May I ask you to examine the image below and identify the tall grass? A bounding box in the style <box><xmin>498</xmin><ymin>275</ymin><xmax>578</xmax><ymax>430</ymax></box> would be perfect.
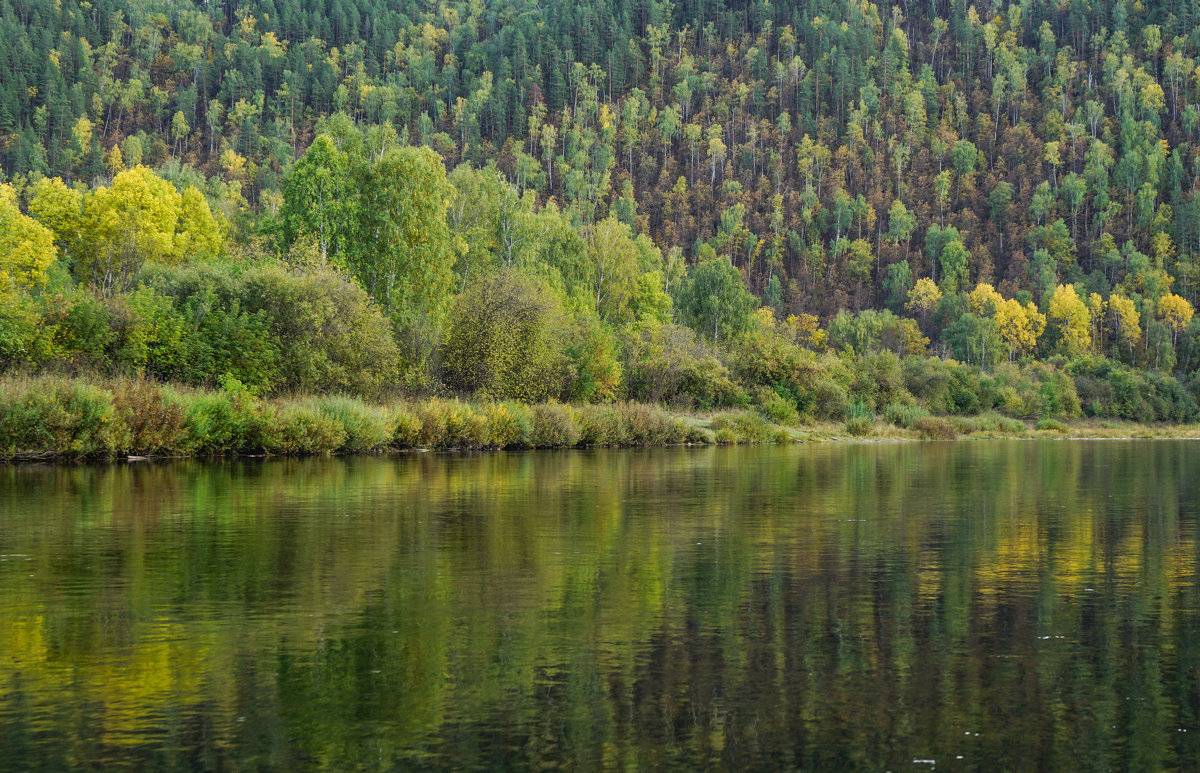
<box><xmin>0</xmin><ymin>376</ymin><xmax>798</xmax><ymax>460</ymax></box>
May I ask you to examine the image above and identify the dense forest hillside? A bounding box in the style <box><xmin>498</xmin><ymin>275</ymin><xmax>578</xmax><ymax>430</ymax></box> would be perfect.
<box><xmin>3</xmin><ymin>0</ymin><xmax>1200</xmax><ymax>432</ymax></box>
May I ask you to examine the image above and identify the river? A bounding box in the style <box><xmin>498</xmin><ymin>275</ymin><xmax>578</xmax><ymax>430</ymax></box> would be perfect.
<box><xmin>1</xmin><ymin>441</ymin><xmax>1197</xmax><ymax>770</ymax></box>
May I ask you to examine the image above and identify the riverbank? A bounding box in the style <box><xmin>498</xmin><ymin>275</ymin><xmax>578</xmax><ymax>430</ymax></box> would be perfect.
<box><xmin>2</xmin><ymin>375</ymin><xmax>1198</xmax><ymax>462</ymax></box>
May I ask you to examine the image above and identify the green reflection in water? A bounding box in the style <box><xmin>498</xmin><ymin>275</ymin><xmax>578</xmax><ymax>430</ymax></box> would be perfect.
<box><xmin>0</xmin><ymin>441</ymin><xmax>1198</xmax><ymax>771</ymax></box>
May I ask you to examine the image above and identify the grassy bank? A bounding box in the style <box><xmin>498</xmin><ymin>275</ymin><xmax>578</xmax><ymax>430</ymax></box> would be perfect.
<box><xmin>0</xmin><ymin>375</ymin><xmax>796</xmax><ymax>461</ymax></box>
<box><xmin>3</xmin><ymin>375</ymin><xmax>1197</xmax><ymax>462</ymax></box>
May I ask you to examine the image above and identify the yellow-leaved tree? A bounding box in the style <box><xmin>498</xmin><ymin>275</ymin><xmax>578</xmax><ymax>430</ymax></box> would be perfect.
<box><xmin>81</xmin><ymin>166</ymin><xmax>183</xmax><ymax>290</ymax></box>
<box><xmin>29</xmin><ymin>167</ymin><xmax>223</xmax><ymax>292</ymax></box>
<box><xmin>28</xmin><ymin>177</ymin><xmax>84</xmax><ymax>255</ymax></box>
<box><xmin>784</xmin><ymin>313</ymin><xmax>827</xmax><ymax>352</ymax></box>
<box><xmin>966</xmin><ymin>282</ymin><xmax>1003</xmax><ymax>317</ymax></box>
<box><xmin>994</xmin><ymin>298</ymin><xmax>1046</xmax><ymax>358</ymax></box>
<box><xmin>1047</xmin><ymin>284</ymin><xmax>1091</xmax><ymax>354</ymax></box>
<box><xmin>174</xmin><ymin>187</ymin><xmax>224</xmax><ymax>260</ymax></box>
<box><xmin>966</xmin><ymin>282</ymin><xmax>1045</xmax><ymax>359</ymax></box>
<box><xmin>1157</xmin><ymin>293</ymin><xmax>1194</xmax><ymax>348</ymax></box>
<box><xmin>1107</xmin><ymin>293</ymin><xmax>1142</xmax><ymax>363</ymax></box>
<box><xmin>906</xmin><ymin>277</ymin><xmax>942</xmax><ymax>315</ymax></box>
<box><xmin>0</xmin><ymin>184</ymin><xmax>58</xmax><ymax>290</ymax></box>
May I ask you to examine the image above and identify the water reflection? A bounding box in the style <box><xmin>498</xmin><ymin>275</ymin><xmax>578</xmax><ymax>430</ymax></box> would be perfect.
<box><xmin>0</xmin><ymin>442</ymin><xmax>1197</xmax><ymax>770</ymax></box>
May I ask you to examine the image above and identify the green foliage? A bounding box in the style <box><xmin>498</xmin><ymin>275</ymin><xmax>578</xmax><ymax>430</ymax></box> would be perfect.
<box><xmin>308</xmin><ymin>396</ymin><xmax>392</xmax><ymax>452</ymax></box>
<box><xmin>390</xmin><ymin>406</ymin><xmax>425</xmax><ymax>449</ymax></box>
<box><xmin>709</xmin><ymin>411</ymin><xmax>775</xmax><ymax>444</ymax></box>
<box><xmin>1036</xmin><ymin>418</ymin><xmax>1069</xmax><ymax>432</ymax></box>
<box><xmin>0</xmin><ymin>376</ymin><xmax>121</xmax><ymax>458</ymax></box>
<box><xmin>440</xmin><ymin>269</ymin><xmax>568</xmax><ymax>402</ymax></box>
<box><xmin>133</xmin><ymin>263</ymin><xmax>399</xmax><ymax>396</ymax></box>
<box><xmin>270</xmin><ymin>401</ymin><xmax>349</xmax><ymax>455</ymax></box>
<box><xmin>1068</xmin><ymin>356</ymin><xmax>1198</xmax><ymax>422</ymax></box>
<box><xmin>562</xmin><ymin>312</ymin><xmax>622</xmax><ymax>403</ymax></box>
<box><xmin>237</xmin><ymin>265</ymin><xmax>401</xmax><ymax>396</ymax></box>
<box><xmin>845</xmin><ymin>416</ymin><xmax>874</xmax><ymax>436</ymax></box>
<box><xmin>2</xmin><ymin>0</ymin><xmax>1200</xmax><ymax>437</ymax></box>
<box><xmin>483</xmin><ymin>402</ymin><xmax>534</xmax><ymax>448</ymax></box>
<box><xmin>884</xmin><ymin>404</ymin><xmax>929</xmax><ymax>429</ymax></box>
<box><xmin>752</xmin><ymin>386</ymin><xmax>801</xmax><ymax>426</ymax></box>
<box><xmin>574</xmin><ymin>405</ymin><xmax>631</xmax><ymax>447</ymax></box>
<box><xmin>624</xmin><ymin>323</ymin><xmax>745</xmax><ymax>408</ymax></box>
<box><xmin>415</xmin><ymin>399</ymin><xmax>489</xmax><ymax>449</ymax></box>
<box><xmin>178</xmin><ymin>390</ymin><xmax>269</xmax><ymax>455</ymax></box>
<box><xmin>675</xmin><ymin>256</ymin><xmax>757</xmax><ymax>343</ymax></box>
<box><xmin>844</xmin><ymin>399</ymin><xmax>875</xmax><ymax>436</ymax></box>
<box><xmin>619</xmin><ymin>403</ymin><xmax>687</xmax><ymax>446</ymax></box>
<box><xmin>282</xmin><ymin>134</ymin><xmax>457</xmax><ymax>332</ymax></box>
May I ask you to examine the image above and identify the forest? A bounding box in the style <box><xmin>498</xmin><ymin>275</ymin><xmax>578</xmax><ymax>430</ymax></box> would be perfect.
<box><xmin>3</xmin><ymin>0</ymin><xmax>1200</xmax><ymax>453</ymax></box>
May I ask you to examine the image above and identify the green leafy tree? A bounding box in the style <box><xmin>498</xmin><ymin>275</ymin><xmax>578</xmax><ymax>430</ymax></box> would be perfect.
<box><xmin>676</xmin><ymin>256</ymin><xmax>757</xmax><ymax>342</ymax></box>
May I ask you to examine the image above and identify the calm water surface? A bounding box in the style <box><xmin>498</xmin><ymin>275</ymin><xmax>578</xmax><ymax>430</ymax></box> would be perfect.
<box><xmin>1</xmin><ymin>441</ymin><xmax>1198</xmax><ymax>771</ymax></box>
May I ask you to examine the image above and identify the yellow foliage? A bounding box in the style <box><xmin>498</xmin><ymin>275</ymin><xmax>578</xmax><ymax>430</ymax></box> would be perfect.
<box><xmin>898</xmin><ymin>317</ymin><xmax>930</xmax><ymax>355</ymax></box>
<box><xmin>784</xmin><ymin>312</ymin><xmax>827</xmax><ymax>352</ymax></box>
<box><xmin>1108</xmin><ymin>293</ymin><xmax>1142</xmax><ymax>358</ymax></box>
<box><xmin>1157</xmin><ymin>293</ymin><xmax>1194</xmax><ymax>334</ymax></box>
<box><xmin>105</xmin><ymin>144</ymin><xmax>125</xmax><ymax>175</ymax></box>
<box><xmin>28</xmin><ymin>177</ymin><xmax>84</xmax><ymax>252</ymax></box>
<box><xmin>85</xmin><ymin>166</ymin><xmax>182</xmax><ymax>264</ymax></box>
<box><xmin>967</xmin><ymin>282</ymin><xmax>1003</xmax><ymax>316</ymax></box>
<box><xmin>0</xmin><ymin>184</ymin><xmax>58</xmax><ymax>289</ymax></box>
<box><xmin>27</xmin><ymin>168</ymin><xmax>226</xmax><ymax>290</ymax></box>
<box><xmin>905</xmin><ymin>277</ymin><xmax>942</xmax><ymax>313</ymax></box>
<box><xmin>1048</xmin><ymin>284</ymin><xmax>1091</xmax><ymax>353</ymax></box>
<box><xmin>71</xmin><ymin>115</ymin><xmax>92</xmax><ymax>148</ymax></box>
<box><xmin>994</xmin><ymin>298</ymin><xmax>1046</xmax><ymax>357</ymax></box>
<box><xmin>175</xmin><ymin>187</ymin><xmax>224</xmax><ymax>260</ymax></box>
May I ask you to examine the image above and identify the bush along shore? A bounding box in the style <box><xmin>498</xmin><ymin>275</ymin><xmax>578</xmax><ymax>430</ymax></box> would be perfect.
<box><xmin>4</xmin><ymin>375</ymin><xmax>1199</xmax><ymax>463</ymax></box>
<box><xmin>0</xmin><ymin>375</ymin><xmax>793</xmax><ymax>461</ymax></box>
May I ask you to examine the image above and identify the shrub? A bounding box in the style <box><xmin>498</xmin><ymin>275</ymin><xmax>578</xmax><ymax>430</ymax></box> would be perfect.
<box><xmin>624</xmin><ymin>323</ymin><xmax>744</xmax><ymax>408</ymax></box>
<box><xmin>811</xmin><ymin>379</ymin><xmax>849</xmax><ymax>420</ymax></box>
<box><xmin>239</xmin><ymin>265</ymin><xmax>401</xmax><ymax>397</ymax></box>
<box><xmin>845</xmin><ymin>416</ymin><xmax>874</xmax><ymax>436</ymax></box>
<box><xmin>108</xmin><ymin>377</ymin><xmax>187</xmax><ymax>454</ymax></box>
<box><xmin>574</xmin><ymin>404</ymin><xmax>630</xmax><ymax>446</ymax></box>
<box><xmin>530</xmin><ymin>403</ymin><xmax>581</xmax><ymax>448</ymax></box>
<box><xmin>621</xmin><ymin>403</ymin><xmax>686</xmax><ymax>445</ymax></box>
<box><xmin>140</xmin><ymin>263</ymin><xmax>401</xmax><ymax>397</ymax></box>
<box><xmin>0</xmin><ymin>377</ymin><xmax>122</xmax><ymax>458</ymax></box>
<box><xmin>484</xmin><ymin>402</ymin><xmax>533</xmax><ymax>448</ymax></box>
<box><xmin>752</xmin><ymin>386</ymin><xmax>800</xmax><ymax>425</ymax></box>
<box><xmin>440</xmin><ymin>270</ymin><xmax>568</xmax><ymax>402</ymax></box>
<box><xmin>270</xmin><ymin>401</ymin><xmax>348</xmax><ymax>454</ymax></box>
<box><xmin>1036</xmin><ymin>417</ymin><xmax>1069</xmax><ymax>432</ymax></box>
<box><xmin>902</xmin><ymin>356</ymin><xmax>953</xmax><ymax>411</ymax></box>
<box><xmin>313</xmin><ymin>396</ymin><xmax>392</xmax><ymax>451</ymax></box>
<box><xmin>709</xmin><ymin>411</ymin><xmax>774</xmax><ymax>443</ymax></box>
<box><xmin>913</xmin><ymin>416</ymin><xmax>957</xmax><ymax>440</ymax></box>
<box><xmin>178</xmin><ymin>390</ymin><xmax>266</xmax><ymax>454</ymax></box>
<box><xmin>970</xmin><ymin>412</ymin><xmax>1026</xmax><ymax>434</ymax></box>
<box><xmin>563</xmin><ymin>313</ymin><xmax>622</xmax><ymax>403</ymax></box>
<box><xmin>390</xmin><ymin>405</ymin><xmax>424</xmax><ymax>448</ymax></box>
<box><xmin>846</xmin><ymin>400</ymin><xmax>874</xmax><ymax>422</ymax></box>
<box><xmin>884</xmin><ymin>403</ymin><xmax>929</xmax><ymax>429</ymax></box>
<box><xmin>714</xmin><ymin>427</ymin><xmax>739</xmax><ymax>444</ymax></box>
<box><xmin>417</xmin><ymin>399</ymin><xmax>487</xmax><ymax>448</ymax></box>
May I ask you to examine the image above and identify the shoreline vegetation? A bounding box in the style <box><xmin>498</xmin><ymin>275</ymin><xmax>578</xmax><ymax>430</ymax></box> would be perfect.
<box><xmin>4</xmin><ymin>3</ymin><xmax>1200</xmax><ymax>461</ymax></box>
<box><xmin>2</xmin><ymin>375</ymin><xmax>1196</xmax><ymax>463</ymax></box>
